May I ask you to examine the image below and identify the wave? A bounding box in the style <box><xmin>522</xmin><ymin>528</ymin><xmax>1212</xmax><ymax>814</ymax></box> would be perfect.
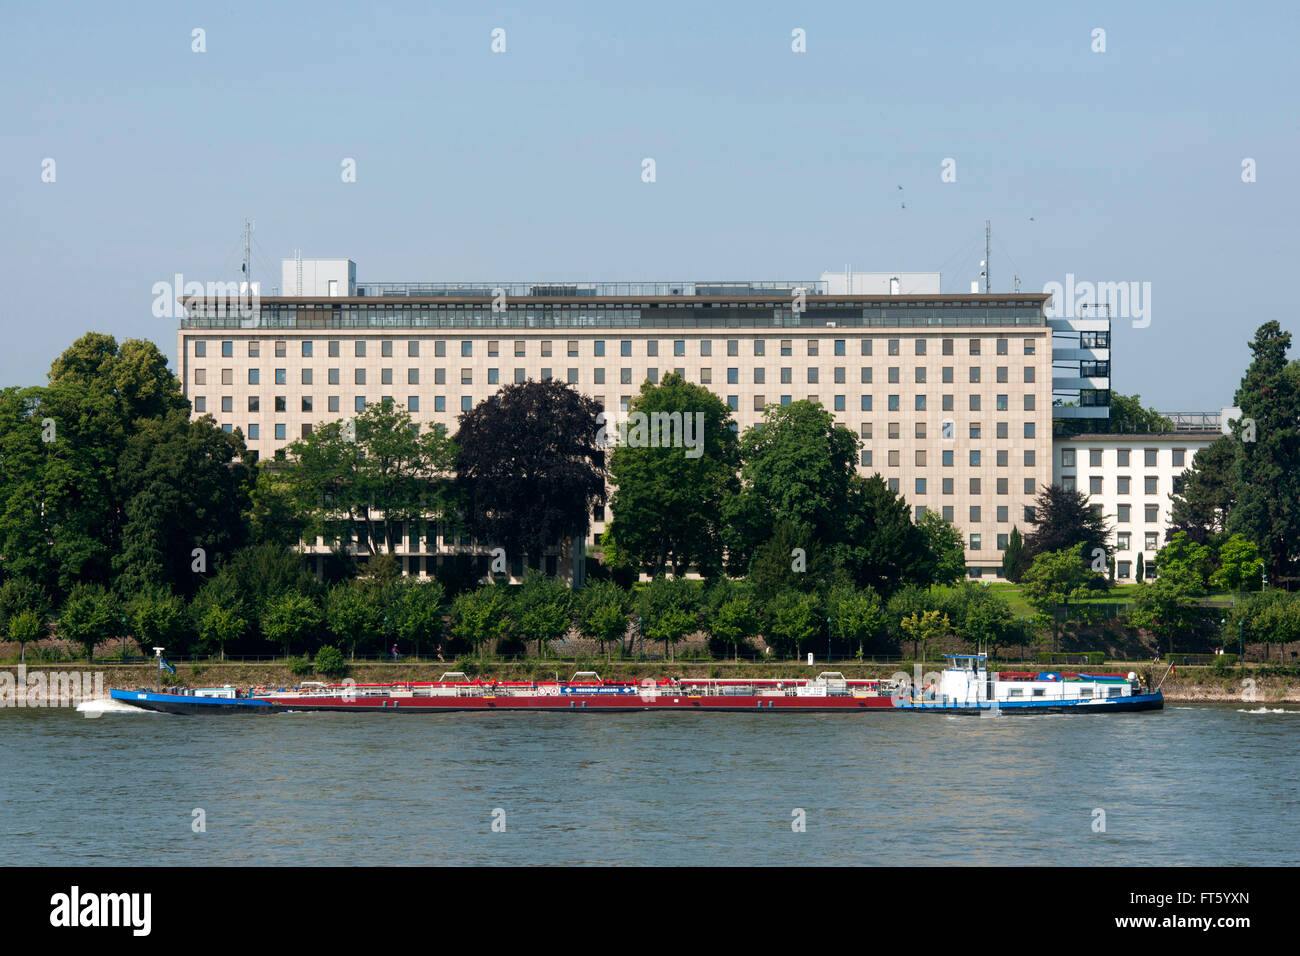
<box><xmin>75</xmin><ymin>698</ymin><xmax>159</xmax><ymax>717</ymax></box>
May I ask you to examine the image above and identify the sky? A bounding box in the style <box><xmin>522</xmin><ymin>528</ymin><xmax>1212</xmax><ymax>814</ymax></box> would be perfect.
<box><xmin>2</xmin><ymin>0</ymin><xmax>1297</xmax><ymax>410</ymax></box>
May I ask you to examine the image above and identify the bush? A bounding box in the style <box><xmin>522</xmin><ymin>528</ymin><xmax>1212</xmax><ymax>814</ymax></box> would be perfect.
<box><xmin>314</xmin><ymin>645</ymin><xmax>347</xmax><ymax>679</ymax></box>
<box><xmin>287</xmin><ymin>655</ymin><xmax>314</xmax><ymax>677</ymax></box>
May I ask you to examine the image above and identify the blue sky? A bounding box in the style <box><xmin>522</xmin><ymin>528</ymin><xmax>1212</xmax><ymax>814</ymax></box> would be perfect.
<box><xmin>3</xmin><ymin>0</ymin><xmax>1296</xmax><ymax>409</ymax></box>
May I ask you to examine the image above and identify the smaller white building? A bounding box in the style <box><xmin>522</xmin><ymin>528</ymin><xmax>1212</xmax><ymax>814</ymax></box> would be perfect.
<box><xmin>1051</xmin><ymin>431</ymin><xmax>1220</xmax><ymax>579</ymax></box>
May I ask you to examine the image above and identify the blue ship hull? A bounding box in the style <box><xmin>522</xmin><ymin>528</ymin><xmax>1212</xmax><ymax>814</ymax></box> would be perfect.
<box><xmin>110</xmin><ymin>689</ymin><xmax>278</xmax><ymax>715</ymax></box>
<box><xmin>895</xmin><ymin>691</ymin><xmax>1163</xmax><ymax>714</ymax></box>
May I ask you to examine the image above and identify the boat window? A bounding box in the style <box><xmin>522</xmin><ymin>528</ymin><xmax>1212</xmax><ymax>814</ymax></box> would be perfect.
<box><xmin>1031</xmin><ymin>687</ymin><xmax>1046</xmax><ymax>697</ymax></box>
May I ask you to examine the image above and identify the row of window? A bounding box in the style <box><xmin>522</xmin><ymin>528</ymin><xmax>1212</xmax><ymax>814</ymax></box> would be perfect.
<box><xmin>1061</xmin><ymin>447</ymin><xmax>1188</xmax><ymax>468</ymax></box>
<box><xmin>194</xmin><ymin>336</ymin><xmax>1043</xmax><ymax>360</ymax></box>
<box><xmin>1062</xmin><ymin>475</ymin><xmax>1185</xmax><ymax>495</ymax></box>
<box><xmin>191</xmin><ymin>364</ymin><xmax>1040</xmax><ymax>390</ymax></box>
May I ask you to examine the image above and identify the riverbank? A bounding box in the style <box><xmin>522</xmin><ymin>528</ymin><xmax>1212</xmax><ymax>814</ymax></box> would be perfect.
<box><xmin>4</xmin><ymin>660</ymin><xmax>1298</xmax><ymax>703</ymax></box>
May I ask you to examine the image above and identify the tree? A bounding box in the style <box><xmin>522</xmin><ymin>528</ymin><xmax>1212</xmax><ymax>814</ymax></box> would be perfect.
<box><xmin>1001</xmin><ymin>526</ymin><xmax>1031</xmax><ymax>582</ymax></box>
<box><xmin>1128</xmin><ymin>574</ymin><xmax>1204</xmax><ymax>656</ymax></box>
<box><xmin>8</xmin><ymin>611</ymin><xmax>42</xmax><ymax>663</ymax></box>
<box><xmin>605</xmin><ymin>374</ymin><xmax>740</xmax><ymax>577</ymax></box>
<box><xmin>722</xmin><ymin>400</ymin><xmax>859</xmax><ymax>573</ymax></box>
<box><xmin>1153</xmin><ymin>532</ymin><xmax>1212</xmax><ymax>594</ymax></box>
<box><xmin>899</xmin><ymin>609</ymin><xmax>950</xmax><ymax>663</ymax></box>
<box><xmin>284</xmin><ymin>400</ymin><xmax>457</xmax><ymax>560</ymax></box>
<box><xmin>1168</xmin><ymin>437</ymin><xmax>1238</xmax><ymax>543</ymax></box>
<box><xmin>635</xmin><ymin>575</ymin><xmax>702</xmax><ymax>661</ymax></box>
<box><xmin>837</xmin><ymin>474</ymin><xmax>931</xmax><ymax>596</ymax></box>
<box><xmin>450</xmin><ymin>585</ymin><xmax>511</xmax><ymax>659</ymax></box>
<box><xmin>126</xmin><ymin>588</ymin><xmax>188</xmax><ymax>657</ymax></box>
<box><xmin>708</xmin><ymin>592</ymin><xmax>762</xmax><ymax>661</ymax></box>
<box><xmin>391</xmin><ymin>579</ymin><xmax>446</xmax><ymax>657</ymax></box>
<box><xmin>1136</xmin><ymin>552</ymin><xmax>1146</xmax><ymax>582</ymax></box>
<box><xmin>745</xmin><ymin>519</ymin><xmax>837</xmax><ymax>600</ymax></box>
<box><xmin>455</xmin><ymin>380</ymin><xmax>605</xmax><ymax>566</ymax></box>
<box><xmin>197</xmin><ymin>604</ymin><xmax>247</xmax><ymax>661</ymax></box>
<box><xmin>58</xmin><ymin>584</ymin><xmax>122</xmax><ymax>660</ymax></box>
<box><xmin>114</xmin><ymin>410</ymin><xmax>253</xmax><ymax>598</ymax></box>
<box><xmin>1227</xmin><ymin>322</ymin><xmax>1300</xmax><ymax>585</ymax></box>
<box><xmin>324</xmin><ymin>583</ymin><xmax>384</xmax><ymax>659</ymax></box>
<box><xmin>917</xmin><ymin>512</ymin><xmax>966</xmax><ymax>587</ymax></box>
<box><xmin>1019</xmin><ymin>545</ymin><xmax>1099</xmax><ymax>650</ymax></box>
<box><xmin>0</xmin><ymin>577</ymin><xmax>51</xmax><ymax>640</ymax></box>
<box><xmin>511</xmin><ymin>572</ymin><xmax>573</xmax><ymax>657</ymax></box>
<box><xmin>1025</xmin><ymin>484</ymin><xmax>1112</xmax><ymax>569</ymax></box>
<box><xmin>763</xmin><ymin>589</ymin><xmax>821</xmax><ymax>659</ymax></box>
<box><xmin>261</xmin><ymin>591</ymin><xmax>323</xmax><ymax>656</ymax></box>
<box><xmin>826</xmin><ymin>585</ymin><xmax>885</xmax><ymax>659</ymax></box>
<box><xmin>575</xmin><ymin>579</ymin><xmax>631</xmax><ymax>660</ymax></box>
<box><xmin>1210</xmin><ymin>534</ymin><xmax>1264</xmax><ymax>595</ymax></box>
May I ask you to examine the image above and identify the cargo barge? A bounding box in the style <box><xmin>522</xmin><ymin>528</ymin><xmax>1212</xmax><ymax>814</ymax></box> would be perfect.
<box><xmin>105</xmin><ymin>655</ymin><xmax>1162</xmax><ymax>715</ymax></box>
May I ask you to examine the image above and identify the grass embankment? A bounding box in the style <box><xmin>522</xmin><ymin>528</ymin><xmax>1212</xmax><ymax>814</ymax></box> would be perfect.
<box><xmin>8</xmin><ymin>659</ymin><xmax>1299</xmax><ymax>702</ymax></box>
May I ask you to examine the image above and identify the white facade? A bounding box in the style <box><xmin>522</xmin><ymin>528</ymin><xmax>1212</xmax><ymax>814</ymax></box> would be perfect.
<box><xmin>1051</xmin><ymin>432</ymin><xmax>1219</xmax><ymax>579</ymax></box>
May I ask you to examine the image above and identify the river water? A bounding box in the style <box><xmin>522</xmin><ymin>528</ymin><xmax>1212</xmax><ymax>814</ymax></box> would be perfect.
<box><xmin>1</xmin><ymin>704</ymin><xmax>1295</xmax><ymax>865</ymax></box>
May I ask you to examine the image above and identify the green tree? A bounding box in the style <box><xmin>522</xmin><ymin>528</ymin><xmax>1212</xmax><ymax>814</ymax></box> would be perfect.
<box><xmin>8</xmin><ymin>610</ymin><xmax>43</xmax><ymax>662</ymax></box>
<box><xmin>1128</xmin><ymin>573</ymin><xmax>1204</xmax><ymax>657</ymax></box>
<box><xmin>1168</xmin><ymin>437</ymin><xmax>1238</xmax><ymax>543</ymax></box>
<box><xmin>605</xmin><ymin>373</ymin><xmax>739</xmax><ymax>577</ymax></box>
<box><xmin>0</xmin><ymin>577</ymin><xmax>51</xmax><ymax>639</ymax></box>
<box><xmin>826</xmin><ymin>584</ymin><xmax>885</xmax><ymax>659</ymax></box>
<box><xmin>58</xmin><ymin>584</ymin><xmax>122</xmax><ymax>660</ymax></box>
<box><xmin>391</xmin><ymin>579</ymin><xmax>446</xmax><ymax>657</ymax></box>
<box><xmin>1210</xmin><ymin>534</ymin><xmax>1264</xmax><ymax>594</ymax></box>
<box><xmin>918</xmin><ymin>512</ymin><xmax>966</xmax><ymax>587</ymax></box>
<box><xmin>126</xmin><ymin>588</ymin><xmax>188</xmax><ymax>657</ymax></box>
<box><xmin>197</xmin><ymin>604</ymin><xmax>247</xmax><ymax>661</ymax></box>
<box><xmin>575</xmin><ymin>579</ymin><xmax>631</xmax><ymax>660</ymax></box>
<box><xmin>763</xmin><ymin>589</ymin><xmax>821</xmax><ymax>659</ymax></box>
<box><xmin>1153</xmin><ymin>532</ymin><xmax>1212</xmax><ymax>594</ymax></box>
<box><xmin>455</xmin><ymin>380</ymin><xmax>605</xmax><ymax>565</ymax></box>
<box><xmin>899</xmin><ymin>609</ymin><xmax>950</xmax><ymax>663</ymax></box>
<box><xmin>314</xmin><ymin>644</ymin><xmax>348</xmax><ymax>679</ymax></box>
<box><xmin>284</xmin><ymin>400</ymin><xmax>456</xmax><ymax>560</ymax></box>
<box><xmin>708</xmin><ymin>593</ymin><xmax>762</xmax><ymax>661</ymax></box>
<box><xmin>1001</xmin><ymin>526</ymin><xmax>1031</xmax><ymax>583</ymax></box>
<box><xmin>1019</xmin><ymin>545</ymin><xmax>1098</xmax><ymax>650</ymax></box>
<box><xmin>261</xmin><ymin>591</ymin><xmax>324</xmax><ymax>656</ymax></box>
<box><xmin>325</xmin><ymin>582</ymin><xmax>384</xmax><ymax>659</ymax></box>
<box><xmin>511</xmin><ymin>572</ymin><xmax>573</xmax><ymax>657</ymax></box>
<box><xmin>635</xmin><ymin>575</ymin><xmax>702</xmax><ymax>661</ymax></box>
<box><xmin>1227</xmin><ymin>322</ymin><xmax>1300</xmax><ymax>584</ymax></box>
<box><xmin>450</xmin><ymin>584</ymin><xmax>511</xmax><ymax>659</ymax></box>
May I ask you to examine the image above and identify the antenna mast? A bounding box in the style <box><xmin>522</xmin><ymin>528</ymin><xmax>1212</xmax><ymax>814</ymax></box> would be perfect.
<box><xmin>984</xmin><ymin>219</ymin><xmax>991</xmax><ymax>293</ymax></box>
<box><xmin>242</xmin><ymin>219</ymin><xmax>254</xmax><ymax>291</ymax></box>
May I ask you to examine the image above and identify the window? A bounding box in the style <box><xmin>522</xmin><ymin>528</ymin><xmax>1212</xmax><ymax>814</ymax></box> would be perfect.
<box><xmin>970</xmin><ymin>423</ymin><xmax>982</xmax><ymax>439</ymax></box>
<box><xmin>916</xmin><ymin>422</ymin><xmax>927</xmax><ymax>439</ymax></box>
<box><xmin>888</xmin><ymin>422</ymin><xmax>901</xmax><ymax>440</ymax></box>
<box><xmin>860</xmin><ymin>395</ymin><xmax>872</xmax><ymax>411</ymax></box>
<box><xmin>567</xmin><ymin>368</ymin><xmax>578</xmax><ymax>384</ymax></box>
<box><xmin>970</xmin><ymin>478</ymin><xmax>981</xmax><ymax>494</ymax></box>
<box><xmin>461</xmin><ymin>341</ymin><xmax>472</xmax><ymax>357</ymax></box>
<box><xmin>1145</xmin><ymin>532</ymin><xmax>1159</xmax><ymax>551</ymax></box>
<box><xmin>1117</xmin><ymin>532</ymin><xmax>1131</xmax><ymax>550</ymax></box>
<box><xmin>1024</xmin><ymin>422</ymin><xmax>1035</xmax><ymax>438</ymax></box>
<box><xmin>754</xmin><ymin>395</ymin><xmax>767</xmax><ymax>411</ymax></box>
<box><xmin>355</xmin><ymin>341</ymin><xmax>366</xmax><ymax>358</ymax></box>
<box><xmin>1024</xmin><ymin>479</ymin><xmax>1035</xmax><ymax>495</ymax></box>
<box><xmin>996</xmin><ymin>422</ymin><xmax>1008</xmax><ymax>439</ymax></box>
<box><xmin>194</xmin><ymin>341</ymin><xmax>207</xmax><ymax>357</ymax></box>
<box><xmin>221</xmin><ymin>368</ymin><xmax>233</xmax><ymax>385</ymax></box>
<box><xmin>888</xmin><ymin>395</ymin><xmax>900</xmax><ymax>411</ymax></box>
<box><xmin>594</xmin><ymin>341</ymin><xmax>605</xmax><ymax>357</ymax></box>
<box><xmin>834</xmin><ymin>367</ymin><xmax>846</xmax><ymax>384</ymax></box>
<box><xmin>434</xmin><ymin>396</ymin><xmax>446</xmax><ymax>412</ymax></box>
<box><xmin>969</xmin><ymin>339</ymin><xmax>981</xmax><ymax>355</ymax></box>
<box><xmin>541</xmin><ymin>368</ymin><xmax>553</xmax><ymax>381</ymax></box>
<box><xmin>996</xmin><ymin>338</ymin><xmax>1008</xmax><ymax>355</ymax></box>
<box><xmin>888</xmin><ymin>367</ymin><xmax>900</xmax><ymax>383</ymax></box>
<box><xmin>221</xmin><ymin>396</ymin><xmax>233</xmax><ymax>413</ymax></box>
<box><xmin>354</xmin><ymin>369</ymin><xmax>366</xmax><ymax>385</ymax></box>
<box><xmin>969</xmin><ymin>367</ymin><xmax>981</xmax><ymax>383</ymax></box>
<box><xmin>699</xmin><ymin>368</ymin><xmax>711</xmax><ymax>384</ymax></box>
<box><xmin>408</xmin><ymin>340</ymin><xmax>420</xmax><ymax>358</ymax></box>
<box><xmin>1024</xmin><ymin>450</ymin><xmax>1036</xmax><ymax>467</ymax></box>
<box><xmin>807</xmin><ymin>340</ymin><xmax>818</xmax><ymax>356</ymax></box>
<box><xmin>1061</xmin><ymin>448</ymin><xmax>1076</xmax><ymax>468</ymax></box>
<box><xmin>997</xmin><ymin>450</ymin><xmax>1008</xmax><ymax>466</ymax></box>
<box><xmin>274</xmin><ymin>368</ymin><xmax>286</xmax><ymax>385</ymax></box>
<box><xmin>943</xmin><ymin>395</ymin><xmax>954</xmax><ymax>411</ymax></box>
<box><xmin>943</xmin><ymin>450</ymin><xmax>954</xmax><ymax>467</ymax></box>
<box><xmin>328</xmin><ymin>396</ymin><xmax>339</xmax><ymax>412</ymax></box>
<box><xmin>221</xmin><ymin>341</ymin><xmax>233</xmax><ymax>357</ymax></box>
<box><xmin>462</xmin><ymin>396</ymin><xmax>473</xmax><ymax>411</ymax></box>
<box><xmin>808</xmin><ymin>368</ymin><xmax>819</xmax><ymax>384</ymax></box>
<box><xmin>888</xmin><ymin>339</ymin><xmax>900</xmax><ymax>356</ymax></box>
<box><xmin>1118</xmin><ymin>561</ymin><xmax>1131</xmax><ymax>579</ymax></box>
<box><xmin>860</xmin><ymin>450</ymin><xmax>872</xmax><ymax>467</ymax></box>
<box><xmin>861</xmin><ymin>340</ymin><xmax>872</xmax><ymax>356</ymax></box>
<box><xmin>300</xmin><ymin>396</ymin><xmax>313</xmax><ymax>413</ymax></box>
<box><xmin>515</xmin><ymin>369</ymin><xmax>526</xmax><ymax>384</ymax></box>
<box><xmin>1145</xmin><ymin>504</ymin><xmax>1159</xmax><ymax>523</ymax></box>
<box><xmin>1145</xmin><ymin>448</ymin><xmax>1158</xmax><ymax>467</ymax></box>
<box><xmin>274</xmin><ymin>396</ymin><xmax>286</xmax><ymax>412</ymax></box>
<box><xmin>861</xmin><ymin>367</ymin><xmax>873</xmax><ymax>383</ymax></box>
<box><xmin>915</xmin><ymin>478</ymin><xmax>927</xmax><ymax>495</ymax></box>
<box><xmin>248</xmin><ymin>396</ymin><xmax>259</xmax><ymax>412</ymax></box>
<box><xmin>888</xmin><ymin>450</ymin><xmax>900</xmax><ymax>467</ymax></box>
<box><xmin>835</xmin><ymin>339</ymin><xmax>846</xmax><ymax>356</ymax></box>
<box><xmin>915</xmin><ymin>395</ymin><xmax>927</xmax><ymax>411</ymax></box>
<box><xmin>301</xmin><ymin>369</ymin><xmax>312</xmax><ymax>385</ymax></box>
<box><xmin>781</xmin><ymin>368</ymin><xmax>793</xmax><ymax>384</ymax></box>
<box><xmin>248</xmin><ymin>368</ymin><xmax>260</xmax><ymax>385</ymax></box>
<box><xmin>834</xmin><ymin>395</ymin><xmax>845</xmax><ymax>411</ymax></box>
<box><xmin>1145</xmin><ymin>476</ymin><xmax>1159</xmax><ymax>495</ymax></box>
<box><xmin>328</xmin><ymin>341</ymin><xmax>340</xmax><ymax>357</ymax></box>
<box><xmin>970</xmin><ymin>534</ymin><xmax>981</xmax><ymax>551</ymax></box>
<box><xmin>591</xmin><ymin>368</ymin><xmax>602</xmax><ymax>385</ymax></box>
<box><xmin>621</xmin><ymin>340</ymin><xmax>631</xmax><ymax>357</ymax></box>
<box><xmin>646</xmin><ymin>341</ymin><xmax>657</xmax><ymax>357</ymax></box>
<box><xmin>248</xmin><ymin>424</ymin><xmax>259</xmax><ymax>440</ymax></box>
<box><xmin>541</xmin><ymin>341</ymin><xmax>553</xmax><ymax>357</ymax></box>
<box><xmin>727</xmin><ymin>396</ymin><xmax>739</xmax><ymax>411</ymax></box>
<box><xmin>997</xmin><ymin>506</ymin><xmax>1008</xmax><ymax>523</ymax></box>
<box><xmin>1024</xmin><ymin>366</ymin><xmax>1035</xmax><ymax>383</ymax></box>
<box><xmin>1118</xmin><ymin>448</ymin><xmax>1131</xmax><ymax>467</ymax></box>
<box><xmin>1024</xmin><ymin>339</ymin><xmax>1036</xmax><ymax>355</ymax></box>
<box><xmin>969</xmin><ymin>395</ymin><xmax>980</xmax><ymax>411</ymax></box>
<box><xmin>1118</xmin><ymin>504</ymin><xmax>1131</xmax><ymax>523</ymax></box>
<box><xmin>780</xmin><ymin>340</ymin><xmax>791</xmax><ymax>356</ymax></box>
<box><xmin>1090</xmin><ymin>476</ymin><xmax>1103</xmax><ymax>494</ymax></box>
<box><xmin>996</xmin><ymin>394</ymin><xmax>1008</xmax><ymax>411</ymax></box>
<box><xmin>970</xmin><ymin>506</ymin><xmax>981</xmax><ymax>522</ymax></box>
<box><xmin>751</xmin><ymin>340</ymin><xmax>762</xmax><ymax>356</ymax></box>
<box><xmin>1173</xmin><ymin>449</ymin><xmax>1186</xmax><ymax>467</ymax></box>
<box><xmin>275</xmin><ymin>424</ymin><xmax>286</xmax><ymax>440</ymax></box>
<box><xmin>997</xmin><ymin>533</ymin><xmax>1009</xmax><ymax>550</ymax></box>
<box><xmin>996</xmin><ymin>366</ymin><xmax>1008</xmax><ymax>383</ymax></box>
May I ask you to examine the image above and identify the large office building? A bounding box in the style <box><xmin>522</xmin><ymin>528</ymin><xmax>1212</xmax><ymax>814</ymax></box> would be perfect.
<box><xmin>177</xmin><ymin>258</ymin><xmax>1113</xmax><ymax>577</ymax></box>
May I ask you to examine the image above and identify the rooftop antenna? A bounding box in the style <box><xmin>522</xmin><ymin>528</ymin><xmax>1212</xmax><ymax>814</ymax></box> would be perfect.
<box><xmin>977</xmin><ymin>219</ymin><xmax>987</xmax><ymax>291</ymax></box>
<box><xmin>295</xmin><ymin>248</ymin><xmax>303</xmax><ymax>296</ymax></box>
<box><xmin>241</xmin><ymin>220</ymin><xmax>251</xmax><ymax>289</ymax></box>
<box><xmin>1014</xmin><ymin>274</ymin><xmax>1021</xmax><ymax>293</ymax></box>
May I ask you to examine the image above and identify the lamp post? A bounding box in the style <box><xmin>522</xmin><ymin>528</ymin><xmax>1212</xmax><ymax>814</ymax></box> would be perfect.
<box><xmin>827</xmin><ymin>616</ymin><xmax>832</xmax><ymax>665</ymax></box>
<box><xmin>1239</xmin><ymin>620</ymin><xmax>1245</xmax><ymax>664</ymax></box>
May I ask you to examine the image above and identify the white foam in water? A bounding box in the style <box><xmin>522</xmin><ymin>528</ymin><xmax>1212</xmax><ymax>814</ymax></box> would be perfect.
<box><xmin>1236</xmin><ymin>707</ymin><xmax>1296</xmax><ymax>715</ymax></box>
<box><xmin>76</xmin><ymin>698</ymin><xmax>159</xmax><ymax>717</ymax></box>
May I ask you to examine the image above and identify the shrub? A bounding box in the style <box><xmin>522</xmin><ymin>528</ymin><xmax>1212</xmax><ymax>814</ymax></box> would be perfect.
<box><xmin>287</xmin><ymin>655</ymin><xmax>314</xmax><ymax>677</ymax></box>
<box><xmin>314</xmin><ymin>645</ymin><xmax>347</xmax><ymax>679</ymax></box>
